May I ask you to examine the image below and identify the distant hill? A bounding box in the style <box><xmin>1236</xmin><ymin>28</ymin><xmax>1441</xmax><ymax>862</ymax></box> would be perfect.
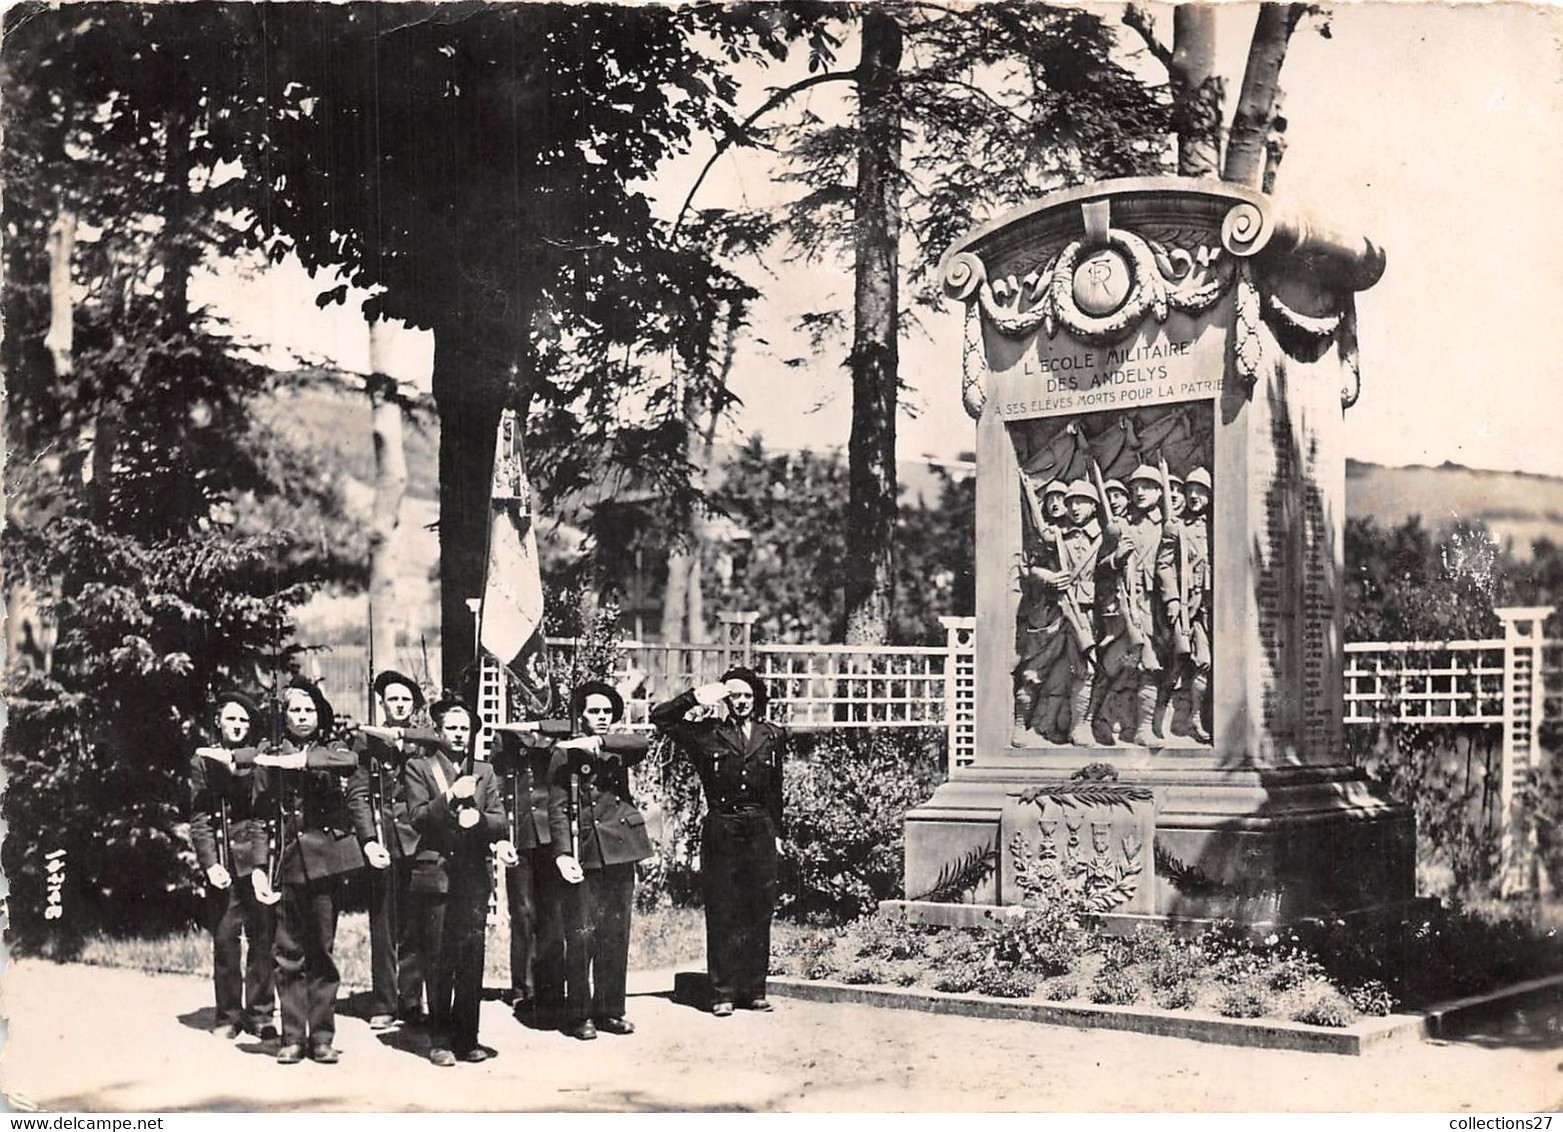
<box><xmin>1346</xmin><ymin>459</ymin><xmax>1563</xmax><ymax>557</ymax></box>
<box><xmin>262</xmin><ymin>386</ymin><xmax>1563</xmax><ymax>560</ymax></box>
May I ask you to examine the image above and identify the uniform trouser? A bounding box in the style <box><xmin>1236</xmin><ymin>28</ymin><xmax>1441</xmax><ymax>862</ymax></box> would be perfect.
<box><xmin>208</xmin><ymin>873</ymin><xmax>276</xmax><ymax>1030</ymax></box>
<box><xmin>368</xmin><ymin>857</ymin><xmax>420</xmax><ymax>1018</ymax></box>
<box><xmin>506</xmin><ymin>843</ymin><xmax>565</xmax><ymax>1011</ymax></box>
<box><xmin>411</xmin><ymin>869</ymin><xmax>490</xmax><ymax>1054</ymax></box>
<box><xmin>276</xmin><ymin>878</ymin><xmax>345</xmax><ymax>1048</ymax></box>
<box><xmin>701</xmin><ymin>810</ymin><xmax>778</xmax><ymax>1005</ymax></box>
<box><xmin>559</xmin><ymin>862</ymin><xmax>635</xmax><ymax>1024</ymax></box>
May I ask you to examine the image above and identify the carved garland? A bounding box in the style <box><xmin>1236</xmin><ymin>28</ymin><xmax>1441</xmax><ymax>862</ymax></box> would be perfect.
<box><xmin>948</xmin><ymin>200</ymin><xmax>1364</xmax><ymax>411</ymax></box>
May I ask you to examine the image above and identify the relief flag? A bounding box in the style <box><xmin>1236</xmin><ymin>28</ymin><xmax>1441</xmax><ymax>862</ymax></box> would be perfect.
<box><xmin>478</xmin><ymin>408</ymin><xmax>553</xmax><ymax>713</ymax></box>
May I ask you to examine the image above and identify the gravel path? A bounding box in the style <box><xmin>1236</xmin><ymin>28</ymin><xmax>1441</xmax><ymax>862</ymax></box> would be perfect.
<box><xmin>1</xmin><ymin>959</ymin><xmax>1557</xmax><ymax>1112</ymax></box>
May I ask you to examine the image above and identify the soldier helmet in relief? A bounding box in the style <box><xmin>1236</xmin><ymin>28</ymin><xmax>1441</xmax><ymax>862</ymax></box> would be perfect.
<box><xmin>1104</xmin><ymin>479</ymin><xmax>1128</xmax><ymax>497</ymax></box>
<box><xmin>1043</xmin><ymin>479</ymin><xmax>1068</xmax><ymax>498</ymax></box>
<box><xmin>1186</xmin><ymin>466</ymin><xmax>1213</xmax><ymax>491</ymax></box>
<box><xmin>1065</xmin><ymin>479</ymin><xmax>1096</xmax><ymax>504</ymax></box>
<box><xmin>1127</xmin><ymin>464</ymin><xmax>1161</xmax><ymax>486</ymax></box>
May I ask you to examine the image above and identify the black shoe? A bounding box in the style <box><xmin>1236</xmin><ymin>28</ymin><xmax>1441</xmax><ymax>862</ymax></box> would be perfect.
<box><xmin>276</xmin><ymin>1044</ymin><xmax>305</xmax><ymax>1065</ymax></box>
<box><xmin>429</xmin><ymin>1047</ymin><xmax>457</xmax><ymax>1068</ymax></box>
<box><xmin>567</xmin><ymin>1019</ymin><xmax>598</xmax><ymax>1041</ymax></box>
<box><xmin>595</xmin><ymin>1016</ymin><xmax>635</xmax><ymax>1035</ymax></box>
<box><xmin>212</xmin><ymin>1022</ymin><xmax>242</xmax><ymax>1040</ymax></box>
<box><xmin>368</xmin><ymin>1013</ymin><xmax>396</xmax><ymax>1031</ymax></box>
<box><xmin>461</xmin><ymin>1047</ymin><xmax>491</xmax><ymax>1063</ymax></box>
<box><xmin>246</xmin><ymin>1021</ymin><xmax>279</xmax><ymax>1042</ymax></box>
<box><xmin>309</xmin><ymin>1043</ymin><xmax>341</xmax><ymax>1064</ymax></box>
<box><xmin>738</xmin><ymin>998</ymin><xmax>774</xmax><ymax>1012</ymax></box>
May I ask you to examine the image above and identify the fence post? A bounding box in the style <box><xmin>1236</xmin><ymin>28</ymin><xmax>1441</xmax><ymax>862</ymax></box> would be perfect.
<box><xmin>716</xmin><ymin>610</ymin><xmax>758</xmax><ymax>676</ymax></box>
<box><xmin>938</xmin><ymin>616</ymin><xmax>977</xmax><ymax>775</ymax></box>
<box><xmin>1496</xmin><ymin>605</ymin><xmax>1553</xmax><ymax>894</ymax></box>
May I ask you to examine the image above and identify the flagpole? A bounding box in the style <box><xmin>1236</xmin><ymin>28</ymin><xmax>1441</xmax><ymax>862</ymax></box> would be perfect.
<box><xmin>474</xmin><ymin>408</ymin><xmax>508</xmax><ymax>673</ymax></box>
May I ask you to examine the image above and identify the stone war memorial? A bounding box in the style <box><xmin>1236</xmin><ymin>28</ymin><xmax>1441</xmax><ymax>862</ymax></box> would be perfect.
<box><xmin>900</xmin><ymin>176</ymin><xmax>1409</xmax><ymax>927</ymax></box>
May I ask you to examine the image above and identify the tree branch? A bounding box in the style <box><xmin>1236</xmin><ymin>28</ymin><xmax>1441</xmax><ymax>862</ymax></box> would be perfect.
<box><xmin>899</xmin><ymin>71</ymin><xmax>1033</xmax><ymax>129</ymax></box>
<box><xmin>1122</xmin><ymin>4</ymin><xmax>1174</xmax><ymax>70</ymax></box>
<box><xmin>672</xmin><ymin>68</ymin><xmax>861</xmax><ymax>241</ymax></box>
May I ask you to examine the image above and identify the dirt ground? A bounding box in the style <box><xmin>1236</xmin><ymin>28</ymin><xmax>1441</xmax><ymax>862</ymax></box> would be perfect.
<box><xmin>1</xmin><ymin>958</ymin><xmax>1558</xmax><ymax>1112</ymax></box>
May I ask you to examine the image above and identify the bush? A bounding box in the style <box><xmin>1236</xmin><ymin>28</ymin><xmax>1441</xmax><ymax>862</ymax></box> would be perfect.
<box><xmin>841</xmin><ymin>959</ymin><xmax>891</xmax><ymax>985</ymax></box>
<box><xmin>1344</xmin><ymin>980</ymin><xmax>1397</xmax><ymax>1017</ymax></box>
<box><xmin>1153</xmin><ymin>982</ymin><xmax>1196</xmax><ymax>1010</ymax></box>
<box><xmin>1089</xmin><ymin>967</ymin><xmax>1140</xmax><ymax>1006</ymax></box>
<box><xmin>777</xmin><ymin>728</ymin><xmax>946</xmax><ymax>924</ymax></box>
<box><xmin>853</xmin><ymin>914</ymin><xmax>930</xmax><ymax>961</ymax></box>
<box><xmin>1043</xmin><ymin>979</ymin><xmax>1078</xmax><ymax>1002</ymax></box>
<box><xmin>1217</xmin><ymin>986</ymin><xmax>1268</xmax><ymax>1018</ymax></box>
<box><xmin>1148</xmin><ymin>945</ymin><xmax>1205</xmax><ymax>990</ymax></box>
<box><xmin>933</xmin><ymin>969</ymin><xmax>980</xmax><ymax>994</ymax></box>
<box><xmin>1291</xmin><ymin>992</ymin><xmax>1359</xmax><ymax>1028</ymax></box>
<box><xmin>990</xmin><ymin>906</ymin><xmax>1085</xmax><ymax>978</ymax></box>
<box><xmin>1264</xmin><ymin>947</ymin><xmax>1325</xmax><ymax>992</ymax></box>
<box><xmin>974</xmin><ymin>967</ymin><xmax>1037</xmax><ymax>999</ymax></box>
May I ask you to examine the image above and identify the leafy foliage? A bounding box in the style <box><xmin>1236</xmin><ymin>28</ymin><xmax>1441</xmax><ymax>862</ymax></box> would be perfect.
<box><xmin>2</xmin><ymin>5</ymin><xmax>362</xmax><ymax>944</ymax></box>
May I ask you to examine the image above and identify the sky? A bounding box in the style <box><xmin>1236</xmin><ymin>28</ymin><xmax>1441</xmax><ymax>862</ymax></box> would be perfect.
<box><xmin>193</xmin><ymin>2</ymin><xmax>1563</xmax><ymax>477</ymax></box>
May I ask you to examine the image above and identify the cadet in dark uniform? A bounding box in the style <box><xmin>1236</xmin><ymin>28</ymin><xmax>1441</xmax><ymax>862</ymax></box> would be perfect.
<box><xmin>189</xmin><ymin>689</ymin><xmax>277</xmax><ymax>1040</ymax></box>
<box><xmin>257</xmin><ymin>679</ymin><xmax>389</xmax><ymax>1065</ymax></box>
<box><xmin>403</xmin><ymin>699</ymin><xmax>515</xmax><ymax>1066</ymax></box>
<box><xmin>490</xmin><ymin>717</ymin><xmax>571</xmax><ymax>1026</ymax></box>
<box><xmin>351</xmin><ymin>670</ymin><xmax>444</xmax><ymax>1029</ymax></box>
<box><xmin>651</xmin><ymin>667</ymin><xmax>786</xmax><ymax>1017</ymax></box>
<box><xmin>548</xmin><ymin>682</ymin><xmax>651</xmax><ymax>1040</ymax></box>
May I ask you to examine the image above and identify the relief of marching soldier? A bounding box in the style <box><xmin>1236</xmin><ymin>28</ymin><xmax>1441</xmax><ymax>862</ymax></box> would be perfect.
<box><xmin>1010</xmin><ymin>405</ymin><xmax>1214</xmax><ymax>748</ymax></box>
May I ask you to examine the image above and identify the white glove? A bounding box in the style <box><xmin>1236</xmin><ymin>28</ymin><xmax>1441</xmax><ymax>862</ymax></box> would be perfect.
<box><xmin>694</xmin><ymin>682</ymin><xmax>730</xmax><ymax>707</ymax></box>
<box><xmin>206</xmin><ymin>863</ymin><xmax>232</xmax><ymax>890</ymax></box>
<box><xmin>458</xmin><ymin>808</ymin><xmax>480</xmax><ymax>829</ymax></box>
<box><xmin>450</xmin><ymin>775</ymin><xmax>476</xmax><ymax>800</ymax></box>
<box><xmin>255</xmin><ymin>751</ymin><xmax>307</xmax><ymax>770</ymax></box>
<box><xmin>364</xmin><ymin>841</ymin><xmax>391</xmax><ymax>869</ymax></box>
<box><xmin>495</xmin><ymin>840</ymin><xmax>519</xmax><ymax>868</ymax></box>
<box><xmin>195</xmin><ymin>747</ymin><xmax>234</xmax><ymax>765</ymax></box>
<box><xmin>251</xmin><ymin>869</ymin><xmax>281</xmax><ymax>906</ymax></box>
<box><xmin>556</xmin><ymin>855</ymin><xmax>585</xmax><ymax>884</ymax></box>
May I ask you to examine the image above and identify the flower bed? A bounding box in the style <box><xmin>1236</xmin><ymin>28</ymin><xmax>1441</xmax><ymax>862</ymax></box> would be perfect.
<box><xmin>769</xmin><ymin>898</ymin><xmax>1563</xmax><ymax>1030</ymax></box>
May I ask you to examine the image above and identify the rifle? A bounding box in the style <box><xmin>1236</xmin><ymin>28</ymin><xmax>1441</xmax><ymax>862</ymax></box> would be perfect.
<box><xmin>215</xmin><ymin>794</ymin><xmax>232</xmax><ymax>877</ymax></box>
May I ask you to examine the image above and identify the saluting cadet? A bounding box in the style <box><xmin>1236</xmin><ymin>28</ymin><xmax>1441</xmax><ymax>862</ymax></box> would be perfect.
<box><xmin>256</xmin><ymin>679</ymin><xmax>389</xmax><ymax>1065</ymax></box>
<box><xmin>548</xmin><ymin>682</ymin><xmax>652</xmax><ymax>1040</ymax></box>
<box><xmin>189</xmin><ymin>689</ymin><xmax>277</xmax><ymax>1041</ymax></box>
<box><xmin>351</xmin><ymin>670</ymin><xmax>444</xmax><ymax>1029</ymax></box>
<box><xmin>651</xmin><ymin>668</ymin><xmax>786</xmax><ymax>1017</ymax></box>
<box><xmin>490</xmin><ymin>717</ymin><xmax>571</xmax><ymax>1027</ymax></box>
<box><xmin>403</xmin><ymin>699</ymin><xmax>515</xmax><ymax>1066</ymax></box>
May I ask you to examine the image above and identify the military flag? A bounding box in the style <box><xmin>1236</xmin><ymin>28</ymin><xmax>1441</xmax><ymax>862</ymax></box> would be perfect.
<box><xmin>478</xmin><ymin>408</ymin><xmax>552</xmax><ymax>713</ymax></box>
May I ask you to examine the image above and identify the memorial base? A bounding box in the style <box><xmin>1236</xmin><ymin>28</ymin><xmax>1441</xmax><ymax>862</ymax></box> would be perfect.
<box><xmin>903</xmin><ymin>764</ymin><xmax>1415</xmax><ymax>926</ymax></box>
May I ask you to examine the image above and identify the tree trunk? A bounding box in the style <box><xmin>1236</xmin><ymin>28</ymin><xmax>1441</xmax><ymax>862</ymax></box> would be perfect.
<box><xmin>1170</xmin><ymin>6</ymin><xmax>1223</xmax><ymax>177</ymax></box>
<box><xmin>843</xmin><ymin>8</ymin><xmax>903</xmax><ymax>646</ymax></box>
<box><xmin>44</xmin><ymin>207</ymin><xmax>76</xmax><ymax>378</ymax></box>
<box><xmin>1224</xmin><ymin>3</ymin><xmax>1303</xmax><ymax>189</ymax></box>
<box><xmin>366</xmin><ymin>321</ymin><xmax>409</xmax><ymax>681</ymax></box>
<box><xmin>432</xmin><ymin>307</ymin><xmax>525</xmax><ymax>693</ymax></box>
<box><xmin>160</xmin><ymin>106</ymin><xmax>198</xmax><ymax>328</ymax></box>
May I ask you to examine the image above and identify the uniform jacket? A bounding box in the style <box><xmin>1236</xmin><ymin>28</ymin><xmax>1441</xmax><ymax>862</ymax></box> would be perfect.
<box><xmin>259</xmin><ymin>737</ymin><xmax>373</xmax><ymax>885</ymax></box>
<box><xmin>189</xmin><ymin>743</ymin><xmax>268</xmax><ymax>874</ymax></box>
<box><xmin>545</xmin><ymin>734</ymin><xmax>652</xmax><ymax>870</ymax></box>
<box><xmin>651</xmin><ymin>690</ymin><xmax>786</xmax><ymax>834</ymax></box>
<box><xmin>403</xmin><ymin>748</ymin><xmax>507</xmax><ymax>895</ymax></box>
<box><xmin>490</xmin><ymin>728</ymin><xmax>567</xmax><ymax>850</ymax></box>
<box><xmin>350</xmin><ymin>727</ymin><xmax>442</xmax><ymax>860</ymax></box>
